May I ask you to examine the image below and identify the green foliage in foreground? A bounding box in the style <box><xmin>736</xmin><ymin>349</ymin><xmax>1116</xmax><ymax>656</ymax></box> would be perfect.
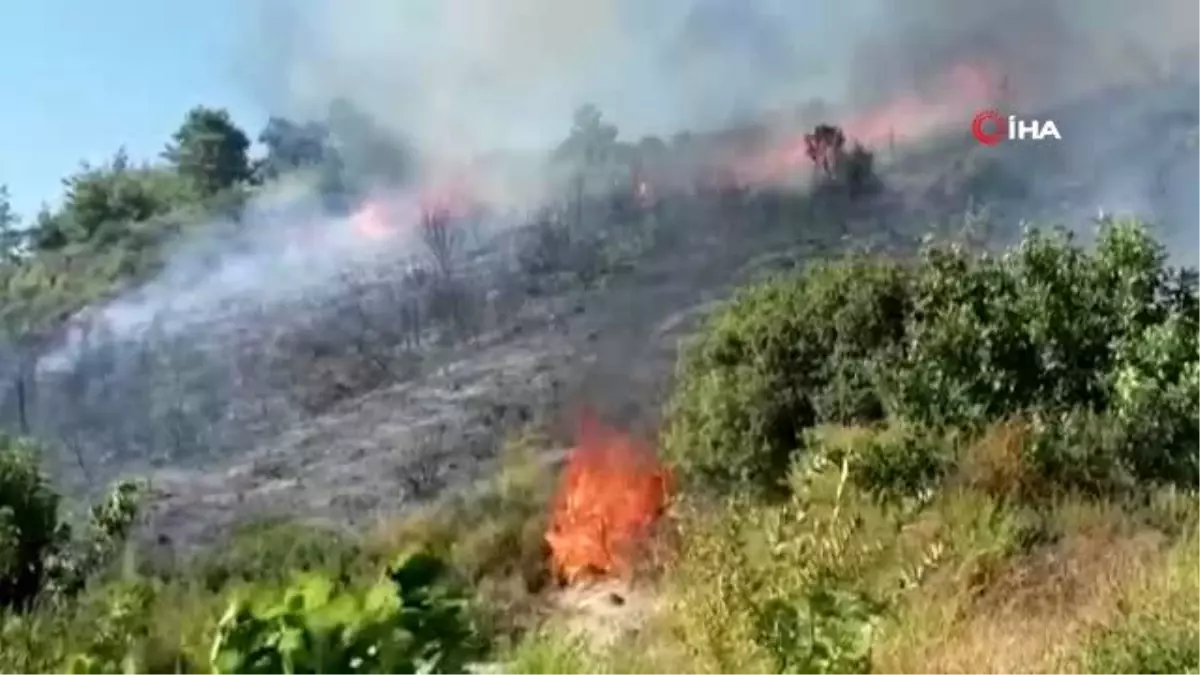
<box><xmin>0</xmin><ymin>532</ymin><xmax>492</xmax><ymax>674</ymax></box>
<box><xmin>0</xmin><ymin>437</ymin><xmax>551</xmax><ymax>674</ymax></box>
<box><xmin>0</xmin><ymin>435</ymin><xmax>60</xmax><ymax>608</ymax></box>
<box><xmin>209</xmin><ymin>551</ymin><xmax>485</xmax><ymax>674</ymax></box>
<box><xmin>0</xmin><ymin>434</ymin><xmax>143</xmax><ymax>610</ymax></box>
<box><xmin>663</xmin><ymin>218</ymin><xmax>1198</xmax><ymax>494</ymax></box>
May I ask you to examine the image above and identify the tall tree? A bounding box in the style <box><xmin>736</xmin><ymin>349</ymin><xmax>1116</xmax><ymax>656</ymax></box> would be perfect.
<box><xmin>556</xmin><ymin>104</ymin><xmax>619</xmax><ymax>165</ymax></box>
<box><xmin>255</xmin><ymin>116</ymin><xmax>347</xmax><ymax>208</ymax></box>
<box><xmin>163</xmin><ymin>106</ymin><xmax>252</xmax><ymax>196</ymax></box>
<box><xmin>0</xmin><ymin>185</ymin><xmax>25</xmax><ymax>262</ymax></box>
<box><xmin>29</xmin><ymin>205</ymin><xmax>69</xmax><ymax>251</ymax></box>
<box><xmin>326</xmin><ymin>98</ymin><xmax>411</xmax><ymax>192</ymax></box>
<box><xmin>256</xmin><ymin>116</ymin><xmax>334</xmax><ymax>181</ymax></box>
<box><xmin>41</xmin><ymin>148</ymin><xmax>186</xmax><ymax>248</ymax></box>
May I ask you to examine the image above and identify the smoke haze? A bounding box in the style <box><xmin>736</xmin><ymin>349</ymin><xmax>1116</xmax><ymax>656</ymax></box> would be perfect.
<box><xmin>30</xmin><ymin>0</ymin><xmax>1200</xmax><ymax>357</ymax></box>
<box><xmin>248</xmin><ymin>0</ymin><xmax>1197</xmax><ymax>161</ymax></box>
<box><xmin>11</xmin><ymin>0</ymin><xmax>1198</xmax><ymax>485</ymax></box>
<box><xmin>36</xmin><ymin>0</ymin><xmax>1199</xmax><ymax>365</ymax></box>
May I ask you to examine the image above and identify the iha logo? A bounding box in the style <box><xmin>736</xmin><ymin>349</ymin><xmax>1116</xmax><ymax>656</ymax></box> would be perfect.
<box><xmin>971</xmin><ymin>109</ymin><xmax>1062</xmax><ymax>146</ymax></box>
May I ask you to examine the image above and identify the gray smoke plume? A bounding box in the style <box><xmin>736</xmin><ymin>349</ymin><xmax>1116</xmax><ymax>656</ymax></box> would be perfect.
<box><xmin>34</xmin><ymin>0</ymin><xmax>1200</xmax><ymax>368</ymax></box>
<box><xmin>245</xmin><ymin>0</ymin><xmax>1196</xmax><ymax>155</ymax></box>
<box><xmin>236</xmin><ymin>0</ymin><xmax>1197</xmax><ymax>250</ymax></box>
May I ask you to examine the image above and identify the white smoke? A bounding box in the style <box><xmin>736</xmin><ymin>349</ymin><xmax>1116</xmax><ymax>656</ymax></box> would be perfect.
<box><xmin>37</xmin><ymin>0</ymin><xmax>1200</xmax><ymax>369</ymax></box>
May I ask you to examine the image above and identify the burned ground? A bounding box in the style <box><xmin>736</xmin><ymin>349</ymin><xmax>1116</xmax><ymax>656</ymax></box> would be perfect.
<box><xmin>0</xmin><ymin>75</ymin><xmax>1195</xmax><ymax>564</ymax></box>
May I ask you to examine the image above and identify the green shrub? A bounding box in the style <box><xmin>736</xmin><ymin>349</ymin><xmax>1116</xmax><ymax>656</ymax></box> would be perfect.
<box><xmin>1106</xmin><ymin>312</ymin><xmax>1199</xmax><ymax>485</ymax></box>
<box><xmin>209</xmin><ymin>551</ymin><xmax>485</xmax><ymax>674</ymax></box>
<box><xmin>892</xmin><ymin>220</ymin><xmax>1196</xmax><ymax>430</ymax></box>
<box><xmin>1024</xmin><ymin>409</ymin><xmax>1136</xmax><ymax>497</ymax></box>
<box><xmin>62</xmin><ymin>580</ymin><xmax>160</xmax><ymax>674</ymax></box>
<box><xmin>1081</xmin><ymin>613</ymin><xmax>1200</xmax><ymax>674</ymax></box>
<box><xmin>47</xmin><ymin>479</ymin><xmax>145</xmax><ymax>597</ymax></box>
<box><xmin>837</xmin><ymin>426</ymin><xmax>954</xmax><ymax>506</ymax></box>
<box><xmin>667</xmin><ymin>459</ymin><xmax>891</xmax><ymax>674</ymax></box>
<box><xmin>0</xmin><ymin>601</ymin><xmax>73</xmax><ymax>672</ymax></box>
<box><xmin>192</xmin><ymin>519</ymin><xmax>368</xmax><ymax>591</ymax></box>
<box><xmin>0</xmin><ymin>434</ymin><xmax>145</xmax><ymax>610</ymax></box>
<box><xmin>662</xmin><ymin>256</ymin><xmax>910</xmax><ymax>492</ymax></box>
<box><xmin>663</xmin><ymin>218</ymin><xmax>1198</xmax><ymax>494</ymax></box>
<box><xmin>0</xmin><ymin>435</ymin><xmax>63</xmax><ymax>609</ymax></box>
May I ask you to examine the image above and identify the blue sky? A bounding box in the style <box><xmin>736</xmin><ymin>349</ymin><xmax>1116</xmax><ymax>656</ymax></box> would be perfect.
<box><xmin>1</xmin><ymin>0</ymin><xmax>269</xmax><ymax>219</ymax></box>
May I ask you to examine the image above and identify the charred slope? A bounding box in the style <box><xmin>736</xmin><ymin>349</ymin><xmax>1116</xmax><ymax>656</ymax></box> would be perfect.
<box><xmin>1</xmin><ymin>77</ymin><xmax>1194</xmax><ymax>554</ymax></box>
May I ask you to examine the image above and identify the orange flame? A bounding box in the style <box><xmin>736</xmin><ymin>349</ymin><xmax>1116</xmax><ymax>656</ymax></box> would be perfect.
<box><xmin>545</xmin><ymin>415</ymin><xmax>672</xmax><ymax>584</ymax></box>
<box><xmin>349</xmin><ymin>171</ymin><xmax>481</xmax><ymax>242</ymax></box>
<box><xmin>417</xmin><ymin>171</ymin><xmax>479</xmax><ymax>219</ymax></box>
<box><xmin>355</xmin><ymin>63</ymin><xmax>999</xmax><ymax>228</ymax></box>
<box><xmin>351</xmin><ymin>199</ymin><xmax>394</xmax><ymax>240</ymax></box>
<box><xmin>734</xmin><ymin>61</ymin><xmax>1003</xmax><ymax>185</ymax></box>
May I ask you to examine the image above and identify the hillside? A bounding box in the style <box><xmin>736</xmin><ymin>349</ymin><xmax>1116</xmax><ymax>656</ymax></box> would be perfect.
<box><xmin>140</xmin><ymin>75</ymin><xmax>1200</xmax><ymax>553</ymax></box>
<box><xmin>0</xmin><ymin>69</ymin><xmax>1196</xmax><ymax>673</ymax></box>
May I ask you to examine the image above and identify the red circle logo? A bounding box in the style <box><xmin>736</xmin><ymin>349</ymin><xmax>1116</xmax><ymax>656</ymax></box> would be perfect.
<box><xmin>971</xmin><ymin>109</ymin><xmax>1007</xmax><ymax>146</ymax></box>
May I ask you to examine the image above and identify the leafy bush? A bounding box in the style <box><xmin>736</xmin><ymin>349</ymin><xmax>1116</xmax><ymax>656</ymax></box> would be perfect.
<box><xmin>667</xmin><ymin>456</ymin><xmax>894</xmax><ymax>674</ymax></box>
<box><xmin>663</xmin><ymin>218</ymin><xmax>1198</xmax><ymax>494</ymax></box>
<box><xmin>62</xmin><ymin>580</ymin><xmax>160</xmax><ymax>674</ymax></box>
<box><xmin>891</xmin><ymin>222</ymin><xmax>1195</xmax><ymax>427</ymax></box>
<box><xmin>662</xmin><ymin>256</ymin><xmax>910</xmax><ymax>492</ymax></box>
<box><xmin>1081</xmin><ymin>613</ymin><xmax>1200</xmax><ymax>674</ymax></box>
<box><xmin>0</xmin><ymin>435</ymin><xmax>62</xmax><ymax>609</ymax></box>
<box><xmin>210</xmin><ymin>551</ymin><xmax>485</xmax><ymax>674</ymax></box>
<box><xmin>836</xmin><ymin>426</ymin><xmax>953</xmax><ymax>506</ymax></box>
<box><xmin>895</xmin><ymin>221</ymin><xmax>1197</xmax><ymax>489</ymax></box>
<box><xmin>0</xmin><ymin>434</ymin><xmax>143</xmax><ymax>609</ymax></box>
<box><xmin>47</xmin><ymin>479</ymin><xmax>144</xmax><ymax>597</ymax></box>
<box><xmin>192</xmin><ymin>519</ymin><xmax>369</xmax><ymax>592</ymax></box>
<box><xmin>1021</xmin><ymin>409</ymin><xmax>1136</xmax><ymax>496</ymax></box>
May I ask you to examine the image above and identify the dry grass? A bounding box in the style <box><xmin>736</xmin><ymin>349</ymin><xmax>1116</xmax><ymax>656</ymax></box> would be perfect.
<box><xmin>956</xmin><ymin>419</ymin><xmax>1038</xmax><ymax>499</ymax></box>
<box><xmin>498</xmin><ymin>422</ymin><xmax>1199</xmax><ymax>675</ymax></box>
<box><xmin>1073</xmin><ymin>498</ymin><xmax>1200</xmax><ymax>674</ymax></box>
<box><xmin>365</xmin><ymin>431</ymin><xmax>561</xmax><ymax>638</ymax></box>
<box><xmin>874</xmin><ymin>495</ymin><xmax>1198</xmax><ymax>674</ymax></box>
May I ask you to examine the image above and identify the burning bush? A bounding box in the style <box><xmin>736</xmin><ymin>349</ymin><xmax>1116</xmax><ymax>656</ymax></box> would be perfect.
<box><xmin>545</xmin><ymin>415</ymin><xmax>672</xmax><ymax>584</ymax></box>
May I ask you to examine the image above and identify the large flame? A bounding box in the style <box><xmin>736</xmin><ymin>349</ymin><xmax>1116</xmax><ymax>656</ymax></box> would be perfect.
<box><xmin>734</xmin><ymin>61</ymin><xmax>1003</xmax><ymax>185</ymax></box>
<box><xmin>352</xmin><ymin>62</ymin><xmax>1002</xmax><ymax>234</ymax></box>
<box><xmin>351</xmin><ymin>200</ymin><xmax>394</xmax><ymax>240</ymax></box>
<box><xmin>349</xmin><ymin>167</ymin><xmax>482</xmax><ymax>241</ymax></box>
<box><xmin>545</xmin><ymin>415</ymin><xmax>672</xmax><ymax>584</ymax></box>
